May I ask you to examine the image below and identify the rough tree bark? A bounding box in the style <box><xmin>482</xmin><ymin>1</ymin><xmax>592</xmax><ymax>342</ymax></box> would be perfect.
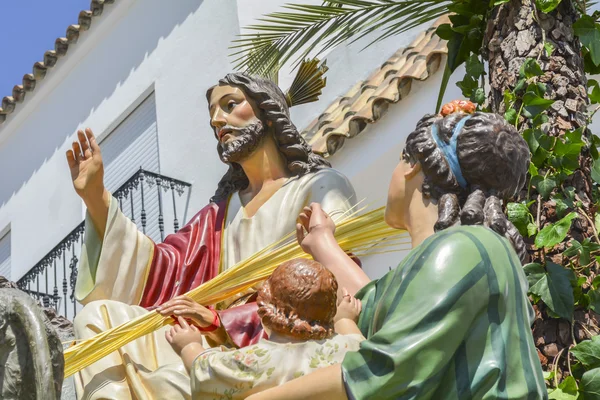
<box><xmin>485</xmin><ymin>0</ymin><xmax>596</xmax><ymax>378</ymax></box>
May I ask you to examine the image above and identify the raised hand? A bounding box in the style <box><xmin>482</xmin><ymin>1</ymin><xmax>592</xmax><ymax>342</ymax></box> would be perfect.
<box><xmin>65</xmin><ymin>128</ymin><xmax>105</xmax><ymax>204</ymax></box>
<box><xmin>295</xmin><ymin>203</ymin><xmax>336</xmax><ymax>256</ymax></box>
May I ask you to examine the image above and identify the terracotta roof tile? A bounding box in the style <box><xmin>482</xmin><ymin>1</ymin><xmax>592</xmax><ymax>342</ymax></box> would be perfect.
<box><xmin>302</xmin><ymin>15</ymin><xmax>449</xmax><ymax>157</ymax></box>
<box><xmin>0</xmin><ymin>0</ymin><xmax>116</xmax><ymax>125</ymax></box>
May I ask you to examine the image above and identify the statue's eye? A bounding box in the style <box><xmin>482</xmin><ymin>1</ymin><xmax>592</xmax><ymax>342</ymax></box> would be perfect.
<box><xmin>226</xmin><ymin>100</ymin><xmax>238</xmax><ymax>112</ymax></box>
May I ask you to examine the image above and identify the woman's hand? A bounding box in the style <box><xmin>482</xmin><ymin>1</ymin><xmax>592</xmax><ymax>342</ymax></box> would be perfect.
<box><xmin>157</xmin><ymin>295</ymin><xmax>217</xmax><ymax>329</ymax></box>
<box><xmin>296</xmin><ymin>203</ymin><xmax>337</xmax><ymax>256</ymax></box>
<box><xmin>165</xmin><ymin>316</ymin><xmax>204</xmax><ymax>355</ymax></box>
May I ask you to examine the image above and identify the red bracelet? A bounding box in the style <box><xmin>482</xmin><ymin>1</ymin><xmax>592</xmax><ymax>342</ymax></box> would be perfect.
<box><xmin>195</xmin><ymin>308</ymin><xmax>221</xmax><ymax>333</ymax></box>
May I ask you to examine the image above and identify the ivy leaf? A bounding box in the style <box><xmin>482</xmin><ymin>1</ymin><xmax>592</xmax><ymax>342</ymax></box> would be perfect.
<box><xmin>589</xmin><ymin>290</ymin><xmax>600</xmax><ymax>313</ymax></box>
<box><xmin>574</xmin><ymin>15</ymin><xmax>600</xmax><ymax>66</ymax></box>
<box><xmin>544</xmin><ymin>41</ymin><xmax>555</xmax><ymax>57</ymax></box>
<box><xmin>536</xmin><ymin>0</ymin><xmax>563</xmax><ymax>13</ymax></box>
<box><xmin>466</xmin><ymin>54</ymin><xmax>485</xmax><ymax>78</ymax></box>
<box><xmin>529</xmin><ymin>162</ymin><xmax>539</xmax><ymax>177</ymax></box>
<box><xmin>471</xmin><ymin>88</ymin><xmax>485</xmax><ymax>105</ymax></box>
<box><xmin>548</xmin><ymin>375</ymin><xmax>578</xmax><ymax>399</ymax></box>
<box><xmin>535</xmin><ymin>212</ymin><xmax>577</xmax><ymax>248</ymax></box>
<box><xmin>520</xmin><ymin>58</ymin><xmax>544</xmax><ymax>79</ymax></box>
<box><xmin>508</xmin><ymin>202</ymin><xmax>532</xmax><ymax>236</ymax></box>
<box><xmin>553</xmin><ymin>196</ymin><xmax>569</xmax><ymax>218</ymax></box>
<box><xmin>523</xmin><ymin>91</ymin><xmax>555</xmax><ymax>117</ymax></box>
<box><xmin>531</xmin><ymin>175</ymin><xmax>557</xmax><ymax>199</ymax></box>
<box><xmin>528</xmin><ymin>261</ymin><xmax>575</xmax><ymax>320</ymax></box>
<box><xmin>527</xmin><ymin>222</ymin><xmax>538</xmax><ymax>237</ymax></box>
<box><xmin>589</xmin><ymin>79</ymin><xmax>600</xmax><ymax>104</ymax></box>
<box><xmin>435</xmin><ymin>24</ymin><xmax>454</xmax><ymax>40</ymax></box>
<box><xmin>554</xmin><ymin>129</ymin><xmax>585</xmax><ymax>157</ymax></box>
<box><xmin>524</xmin><ymin>263</ymin><xmax>546</xmax><ymax>288</ymax></box>
<box><xmin>571</xmin><ymin>336</ymin><xmax>600</xmax><ymax>369</ymax></box>
<box><xmin>523</xmin><ymin>129</ymin><xmax>540</xmax><ymax>153</ymax></box>
<box><xmin>505</xmin><ymin>108</ymin><xmax>518</xmax><ymax>125</ymax></box>
<box><xmin>581</xmin><ymin>367</ymin><xmax>600</xmax><ymax>400</ymax></box>
<box><xmin>592</xmin><ymin>159</ymin><xmax>600</xmax><ymax>184</ymax></box>
<box><xmin>595</xmin><ymin>213</ymin><xmax>600</xmax><ymax>236</ymax></box>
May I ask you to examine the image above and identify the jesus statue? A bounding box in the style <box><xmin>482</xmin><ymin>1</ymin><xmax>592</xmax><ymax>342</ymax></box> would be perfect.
<box><xmin>66</xmin><ymin>71</ymin><xmax>357</xmax><ymax>399</ymax></box>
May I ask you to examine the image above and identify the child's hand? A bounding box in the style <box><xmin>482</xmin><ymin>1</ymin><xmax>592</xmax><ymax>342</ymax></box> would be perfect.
<box><xmin>335</xmin><ymin>287</ymin><xmax>362</xmax><ymax>323</ymax></box>
<box><xmin>165</xmin><ymin>316</ymin><xmax>204</xmax><ymax>355</ymax></box>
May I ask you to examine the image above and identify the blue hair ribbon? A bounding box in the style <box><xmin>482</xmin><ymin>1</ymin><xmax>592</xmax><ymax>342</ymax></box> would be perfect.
<box><xmin>430</xmin><ymin>115</ymin><xmax>472</xmax><ymax>189</ymax></box>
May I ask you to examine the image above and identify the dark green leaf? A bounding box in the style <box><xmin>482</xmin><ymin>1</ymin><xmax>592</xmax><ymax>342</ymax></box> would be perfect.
<box><xmin>528</xmin><ymin>261</ymin><xmax>575</xmax><ymax>320</ymax></box>
<box><xmin>504</xmin><ymin>108</ymin><xmax>518</xmax><ymax>126</ymax></box>
<box><xmin>573</xmin><ymin>337</ymin><xmax>600</xmax><ymax>370</ymax></box>
<box><xmin>574</xmin><ymin>15</ymin><xmax>600</xmax><ymax>66</ymax></box>
<box><xmin>589</xmin><ymin>80</ymin><xmax>600</xmax><ymax>104</ymax></box>
<box><xmin>554</xmin><ymin>196</ymin><xmax>569</xmax><ymax>218</ymax></box>
<box><xmin>532</xmin><ymin>175</ymin><xmax>557</xmax><ymax>199</ymax></box>
<box><xmin>592</xmin><ymin>159</ymin><xmax>600</xmax><ymax>184</ymax></box>
<box><xmin>593</xmin><ymin>274</ymin><xmax>600</xmax><ymax>290</ymax></box>
<box><xmin>457</xmin><ymin>75</ymin><xmax>478</xmax><ymax>96</ymax></box>
<box><xmin>524</xmin><ymin>263</ymin><xmax>546</xmax><ymax>288</ymax></box>
<box><xmin>563</xmin><ymin>239</ymin><xmax>583</xmax><ymax>257</ymax></box>
<box><xmin>581</xmin><ymin>367</ymin><xmax>600</xmax><ymax>400</ymax></box>
<box><xmin>523</xmin><ymin>91</ymin><xmax>554</xmax><ymax>117</ymax></box>
<box><xmin>535</xmin><ymin>212</ymin><xmax>577</xmax><ymax>248</ymax></box>
<box><xmin>508</xmin><ymin>202</ymin><xmax>532</xmax><ymax>236</ymax></box>
<box><xmin>536</xmin><ymin>0</ymin><xmax>562</xmax><ymax>13</ymax></box>
<box><xmin>589</xmin><ymin>290</ymin><xmax>600</xmax><ymax>313</ymax></box>
<box><xmin>465</xmin><ymin>54</ymin><xmax>485</xmax><ymax>78</ymax></box>
<box><xmin>471</xmin><ymin>87</ymin><xmax>485</xmax><ymax>104</ymax></box>
<box><xmin>521</xmin><ymin>58</ymin><xmax>544</xmax><ymax>79</ymax></box>
<box><xmin>523</xmin><ymin>129</ymin><xmax>540</xmax><ymax>153</ymax></box>
<box><xmin>435</xmin><ymin>23</ymin><xmax>454</xmax><ymax>40</ymax></box>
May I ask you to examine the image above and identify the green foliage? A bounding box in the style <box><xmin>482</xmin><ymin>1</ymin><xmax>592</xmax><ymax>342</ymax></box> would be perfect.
<box><xmin>574</xmin><ymin>15</ymin><xmax>600</xmax><ymax>67</ymax></box>
<box><xmin>548</xmin><ymin>376</ymin><xmax>578</xmax><ymax>399</ymax></box>
<box><xmin>525</xmin><ymin>262</ymin><xmax>575</xmax><ymax>320</ymax></box>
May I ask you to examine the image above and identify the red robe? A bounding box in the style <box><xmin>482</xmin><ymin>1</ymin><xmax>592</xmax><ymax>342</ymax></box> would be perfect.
<box><xmin>138</xmin><ymin>200</ymin><xmax>267</xmax><ymax>348</ymax></box>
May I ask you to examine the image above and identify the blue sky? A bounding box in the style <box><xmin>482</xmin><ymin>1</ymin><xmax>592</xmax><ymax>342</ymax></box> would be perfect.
<box><xmin>0</xmin><ymin>0</ymin><xmax>90</xmax><ymax>99</ymax></box>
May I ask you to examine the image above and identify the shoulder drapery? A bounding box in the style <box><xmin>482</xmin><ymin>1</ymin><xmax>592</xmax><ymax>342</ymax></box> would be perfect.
<box><xmin>342</xmin><ymin>226</ymin><xmax>546</xmax><ymax>400</ymax></box>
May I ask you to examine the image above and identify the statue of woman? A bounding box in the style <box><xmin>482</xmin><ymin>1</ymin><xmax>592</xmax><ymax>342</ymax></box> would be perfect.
<box><xmin>248</xmin><ymin>101</ymin><xmax>547</xmax><ymax>399</ymax></box>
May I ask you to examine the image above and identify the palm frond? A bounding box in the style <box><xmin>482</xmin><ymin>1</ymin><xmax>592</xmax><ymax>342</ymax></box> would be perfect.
<box><xmin>232</xmin><ymin>0</ymin><xmax>451</xmax><ymax>76</ymax></box>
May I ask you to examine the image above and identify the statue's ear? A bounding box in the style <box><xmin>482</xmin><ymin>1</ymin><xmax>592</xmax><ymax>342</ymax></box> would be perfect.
<box><xmin>404</xmin><ymin>161</ymin><xmax>422</xmax><ymax>180</ymax></box>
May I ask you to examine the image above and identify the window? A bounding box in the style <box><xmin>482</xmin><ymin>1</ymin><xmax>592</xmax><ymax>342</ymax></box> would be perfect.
<box><xmin>100</xmin><ymin>92</ymin><xmax>163</xmax><ymax>241</ymax></box>
<box><xmin>0</xmin><ymin>231</ymin><xmax>11</xmax><ymax>280</ymax></box>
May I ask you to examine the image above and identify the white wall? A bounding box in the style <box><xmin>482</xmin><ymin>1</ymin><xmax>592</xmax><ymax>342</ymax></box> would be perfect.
<box><xmin>0</xmin><ymin>0</ymin><xmax>240</xmax><ymax>280</ymax></box>
<box><xmin>0</xmin><ymin>0</ymin><xmax>457</xmax><ymax>284</ymax></box>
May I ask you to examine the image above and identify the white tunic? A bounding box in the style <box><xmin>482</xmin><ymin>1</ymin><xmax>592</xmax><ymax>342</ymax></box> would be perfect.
<box><xmin>72</xmin><ymin>168</ymin><xmax>356</xmax><ymax>400</ymax></box>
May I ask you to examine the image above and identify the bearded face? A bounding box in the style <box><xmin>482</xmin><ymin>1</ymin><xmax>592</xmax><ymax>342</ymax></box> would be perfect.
<box><xmin>217</xmin><ymin>119</ymin><xmax>267</xmax><ymax>164</ymax></box>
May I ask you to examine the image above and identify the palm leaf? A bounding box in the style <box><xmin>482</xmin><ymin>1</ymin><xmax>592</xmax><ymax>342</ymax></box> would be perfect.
<box><xmin>232</xmin><ymin>0</ymin><xmax>451</xmax><ymax>76</ymax></box>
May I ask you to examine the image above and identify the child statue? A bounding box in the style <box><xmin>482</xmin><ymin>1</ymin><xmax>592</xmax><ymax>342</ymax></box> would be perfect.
<box><xmin>165</xmin><ymin>258</ymin><xmax>364</xmax><ymax>399</ymax></box>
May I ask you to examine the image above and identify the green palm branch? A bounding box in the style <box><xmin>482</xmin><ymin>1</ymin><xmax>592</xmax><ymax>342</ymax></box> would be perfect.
<box><xmin>231</xmin><ymin>0</ymin><xmax>452</xmax><ymax>77</ymax></box>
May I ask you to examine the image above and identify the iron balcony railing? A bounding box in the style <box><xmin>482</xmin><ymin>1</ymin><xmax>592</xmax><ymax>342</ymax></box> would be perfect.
<box><xmin>16</xmin><ymin>168</ymin><xmax>192</xmax><ymax>320</ymax></box>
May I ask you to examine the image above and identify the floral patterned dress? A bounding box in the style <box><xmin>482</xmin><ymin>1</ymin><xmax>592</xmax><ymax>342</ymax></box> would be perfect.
<box><xmin>191</xmin><ymin>333</ymin><xmax>364</xmax><ymax>399</ymax></box>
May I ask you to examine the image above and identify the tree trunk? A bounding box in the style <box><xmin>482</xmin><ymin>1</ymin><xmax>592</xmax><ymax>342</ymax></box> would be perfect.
<box><xmin>484</xmin><ymin>0</ymin><xmax>596</xmax><ymax>379</ymax></box>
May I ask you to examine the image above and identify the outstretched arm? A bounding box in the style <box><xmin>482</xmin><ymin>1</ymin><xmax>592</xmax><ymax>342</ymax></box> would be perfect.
<box><xmin>296</xmin><ymin>203</ymin><xmax>370</xmax><ymax>296</ymax></box>
<box><xmin>66</xmin><ymin>128</ymin><xmax>110</xmax><ymax>238</ymax></box>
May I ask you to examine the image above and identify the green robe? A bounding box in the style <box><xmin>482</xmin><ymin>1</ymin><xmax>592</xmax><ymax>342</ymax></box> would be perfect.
<box><xmin>342</xmin><ymin>226</ymin><xmax>547</xmax><ymax>400</ymax></box>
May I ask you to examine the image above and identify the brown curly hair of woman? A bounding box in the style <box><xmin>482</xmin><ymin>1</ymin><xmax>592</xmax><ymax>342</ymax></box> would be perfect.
<box><xmin>257</xmin><ymin>258</ymin><xmax>338</xmax><ymax>341</ymax></box>
<box><xmin>206</xmin><ymin>73</ymin><xmax>331</xmax><ymax>203</ymax></box>
<box><xmin>402</xmin><ymin>109</ymin><xmax>531</xmax><ymax>263</ymax></box>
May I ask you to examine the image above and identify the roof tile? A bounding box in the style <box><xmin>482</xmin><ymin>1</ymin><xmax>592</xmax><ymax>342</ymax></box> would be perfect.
<box><xmin>302</xmin><ymin>15</ymin><xmax>449</xmax><ymax>157</ymax></box>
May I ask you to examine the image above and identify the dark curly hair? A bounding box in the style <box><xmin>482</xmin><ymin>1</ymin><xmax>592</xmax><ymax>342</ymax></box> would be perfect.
<box><xmin>257</xmin><ymin>258</ymin><xmax>338</xmax><ymax>341</ymax></box>
<box><xmin>206</xmin><ymin>73</ymin><xmax>331</xmax><ymax>203</ymax></box>
<box><xmin>403</xmin><ymin>110</ymin><xmax>530</xmax><ymax>263</ymax></box>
